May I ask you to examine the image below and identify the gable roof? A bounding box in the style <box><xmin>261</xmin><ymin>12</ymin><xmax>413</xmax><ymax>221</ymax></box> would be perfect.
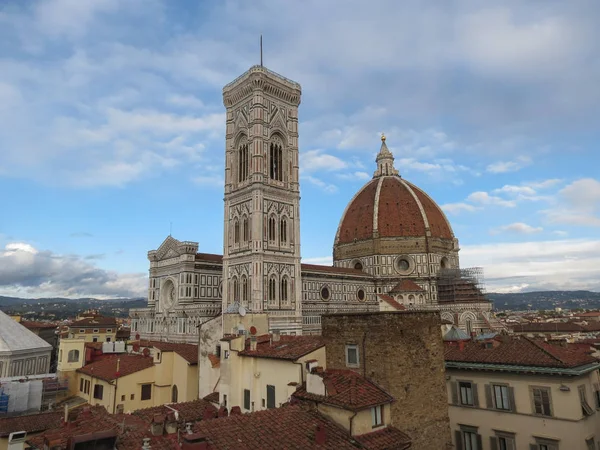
<box><xmin>133</xmin><ymin>399</ymin><xmax>217</xmax><ymax>424</ymax></box>
<box><xmin>292</xmin><ymin>369</ymin><xmax>394</xmax><ymax>411</ymax></box>
<box><xmin>70</xmin><ymin>316</ymin><xmax>117</xmax><ymax>327</ymax></box>
<box><xmin>0</xmin><ymin>310</ymin><xmax>52</xmax><ymax>353</ymax></box>
<box><xmin>388</xmin><ymin>280</ymin><xmax>423</xmax><ymax>293</ymax></box>
<box><xmin>0</xmin><ymin>410</ymin><xmax>63</xmax><ymax>437</ymax></box>
<box><xmin>355</xmin><ymin>427</ymin><xmax>412</xmax><ymax>450</ymax></box>
<box><xmin>142</xmin><ymin>340</ymin><xmax>199</xmax><ymax>364</ymax></box>
<box><xmin>376</xmin><ymin>294</ymin><xmax>406</xmax><ymax>310</ymax></box>
<box><xmin>445</xmin><ymin>336</ymin><xmax>598</xmax><ymax>369</ymax></box>
<box><xmin>238</xmin><ymin>335</ymin><xmax>325</xmax><ymax>360</ymax></box>
<box><xmin>191</xmin><ymin>405</ymin><xmax>365</xmax><ymax>449</ymax></box>
<box><xmin>77</xmin><ymin>354</ymin><xmax>154</xmax><ymax>381</ymax></box>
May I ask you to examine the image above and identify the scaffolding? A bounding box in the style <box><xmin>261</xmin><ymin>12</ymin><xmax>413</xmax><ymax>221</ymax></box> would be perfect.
<box><xmin>437</xmin><ymin>267</ymin><xmax>487</xmax><ymax>303</ymax></box>
<box><xmin>0</xmin><ymin>374</ymin><xmax>70</xmax><ymax>417</ymax></box>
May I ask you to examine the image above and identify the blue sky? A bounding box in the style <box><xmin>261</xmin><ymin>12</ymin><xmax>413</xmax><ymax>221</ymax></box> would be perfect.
<box><xmin>1</xmin><ymin>0</ymin><xmax>599</xmax><ymax>298</ymax></box>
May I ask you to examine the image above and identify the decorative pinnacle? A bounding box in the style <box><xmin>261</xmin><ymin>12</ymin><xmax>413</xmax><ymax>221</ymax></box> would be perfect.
<box><xmin>373</xmin><ymin>134</ymin><xmax>399</xmax><ymax>178</ymax></box>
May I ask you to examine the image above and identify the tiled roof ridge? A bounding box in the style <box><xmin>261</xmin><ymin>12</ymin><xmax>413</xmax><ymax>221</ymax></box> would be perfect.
<box><xmin>524</xmin><ymin>336</ymin><xmax>569</xmax><ymax>367</ymax></box>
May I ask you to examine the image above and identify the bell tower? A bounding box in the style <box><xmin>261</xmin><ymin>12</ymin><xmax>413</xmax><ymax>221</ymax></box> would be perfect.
<box><xmin>222</xmin><ymin>65</ymin><xmax>302</xmax><ymax>334</ymax></box>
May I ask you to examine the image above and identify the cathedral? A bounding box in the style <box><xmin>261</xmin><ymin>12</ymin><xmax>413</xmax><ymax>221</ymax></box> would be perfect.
<box><xmin>130</xmin><ymin>64</ymin><xmax>501</xmax><ymax>342</ymax></box>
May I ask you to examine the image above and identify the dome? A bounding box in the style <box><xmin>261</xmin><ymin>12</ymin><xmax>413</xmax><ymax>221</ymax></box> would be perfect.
<box><xmin>334</xmin><ymin>135</ymin><xmax>455</xmax><ymax>252</ymax></box>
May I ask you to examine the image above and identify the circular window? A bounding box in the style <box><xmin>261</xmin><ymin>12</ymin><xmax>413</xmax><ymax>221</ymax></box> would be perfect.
<box><xmin>353</xmin><ymin>261</ymin><xmax>363</xmax><ymax>271</ymax></box>
<box><xmin>320</xmin><ymin>286</ymin><xmax>330</xmax><ymax>301</ymax></box>
<box><xmin>357</xmin><ymin>289</ymin><xmax>365</xmax><ymax>301</ymax></box>
<box><xmin>395</xmin><ymin>255</ymin><xmax>414</xmax><ymax>274</ymax></box>
<box><xmin>397</xmin><ymin>259</ymin><xmax>409</xmax><ymax>271</ymax></box>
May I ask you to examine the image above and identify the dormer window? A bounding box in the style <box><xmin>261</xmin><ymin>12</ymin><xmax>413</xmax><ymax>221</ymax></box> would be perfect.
<box><xmin>371</xmin><ymin>405</ymin><xmax>383</xmax><ymax>427</ymax></box>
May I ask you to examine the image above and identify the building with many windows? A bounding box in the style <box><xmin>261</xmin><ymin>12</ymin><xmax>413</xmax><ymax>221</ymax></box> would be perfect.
<box><xmin>130</xmin><ymin>64</ymin><xmax>502</xmax><ymax>342</ymax></box>
<box><xmin>445</xmin><ymin>335</ymin><xmax>600</xmax><ymax>450</ymax></box>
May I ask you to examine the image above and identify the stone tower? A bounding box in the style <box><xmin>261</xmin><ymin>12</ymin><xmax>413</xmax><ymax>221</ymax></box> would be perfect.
<box><xmin>222</xmin><ymin>65</ymin><xmax>303</xmax><ymax>334</ymax></box>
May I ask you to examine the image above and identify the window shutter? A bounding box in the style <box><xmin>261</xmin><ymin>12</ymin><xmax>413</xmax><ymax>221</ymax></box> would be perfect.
<box><xmin>476</xmin><ymin>434</ymin><xmax>483</xmax><ymax>450</ymax></box>
<box><xmin>451</xmin><ymin>382</ymin><xmax>458</xmax><ymax>405</ymax></box>
<box><xmin>507</xmin><ymin>439</ymin><xmax>516</xmax><ymax>450</ymax></box>
<box><xmin>489</xmin><ymin>437</ymin><xmax>498</xmax><ymax>450</ymax></box>
<box><xmin>529</xmin><ymin>445</ymin><xmax>538</xmax><ymax>450</ymax></box>
<box><xmin>472</xmin><ymin>383</ymin><xmax>480</xmax><ymax>407</ymax></box>
<box><xmin>485</xmin><ymin>384</ymin><xmax>493</xmax><ymax>409</ymax></box>
<box><xmin>455</xmin><ymin>431</ymin><xmax>463</xmax><ymax>450</ymax></box>
<box><xmin>508</xmin><ymin>386</ymin><xmax>517</xmax><ymax>412</ymax></box>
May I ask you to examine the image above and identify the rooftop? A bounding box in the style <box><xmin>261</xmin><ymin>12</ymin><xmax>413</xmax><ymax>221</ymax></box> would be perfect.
<box><xmin>77</xmin><ymin>353</ymin><xmax>154</xmax><ymax>381</ymax></box>
<box><xmin>192</xmin><ymin>405</ymin><xmax>366</xmax><ymax>449</ymax></box>
<box><xmin>376</xmin><ymin>294</ymin><xmax>406</xmax><ymax>310</ymax></box>
<box><xmin>293</xmin><ymin>369</ymin><xmax>394</xmax><ymax>411</ymax></box>
<box><xmin>0</xmin><ymin>309</ymin><xmax>52</xmax><ymax>353</ymax></box>
<box><xmin>445</xmin><ymin>336</ymin><xmax>598</xmax><ymax>370</ymax></box>
<box><xmin>0</xmin><ymin>410</ymin><xmax>63</xmax><ymax>437</ymax></box>
<box><xmin>238</xmin><ymin>334</ymin><xmax>325</xmax><ymax>360</ymax></box>
<box><xmin>137</xmin><ymin>340</ymin><xmax>199</xmax><ymax>364</ymax></box>
<box><xmin>355</xmin><ymin>427</ymin><xmax>412</xmax><ymax>450</ymax></box>
<box><xmin>133</xmin><ymin>398</ymin><xmax>217</xmax><ymax>424</ymax></box>
<box><xmin>70</xmin><ymin>316</ymin><xmax>117</xmax><ymax>327</ymax></box>
<box><xmin>389</xmin><ymin>280</ymin><xmax>423</xmax><ymax>293</ymax></box>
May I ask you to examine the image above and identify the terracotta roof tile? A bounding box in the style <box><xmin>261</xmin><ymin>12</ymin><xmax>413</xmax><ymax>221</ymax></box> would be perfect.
<box><xmin>239</xmin><ymin>335</ymin><xmax>325</xmax><ymax>360</ymax></box>
<box><xmin>510</xmin><ymin>322</ymin><xmax>585</xmax><ymax>333</ymax></box>
<box><xmin>388</xmin><ymin>280</ymin><xmax>423</xmax><ymax>293</ymax></box>
<box><xmin>293</xmin><ymin>369</ymin><xmax>394</xmax><ymax>411</ymax></box>
<box><xmin>0</xmin><ymin>410</ymin><xmax>63</xmax><ymax>437</ymax></box>
<box><xmin>76</xmin><ymin>353</ymin><xmax>154</xmax><ymax>381</ymax></box>
<box><xmin>148</xmin><ymin>341</ymin><xmax>198</xmax><ymax>364</ymax></box>
<box><xmin>20</xmin><ymin>320</ymin><xmax>58</xmax><ymax>329</ymax></box>
<box><xmin>70</xmin><ymin>316</ymin><xmax>117</xmax><ymax>327</ymax></box>
<box><xmin>195</xmin><ymin>253</ymin><xmax>223</xmax><ymax>263</ymax></box>
<box><xmin>337</xmin><ymin>178</ymin><xmax>379</xmax><ymax>244</ymax></box>
<box><xmin>203</xmin><ymin>392</ymin><xmax>219</xmax><ymax>403</ymax></box>
<box><xmin>445</xmin><ymin>336</ymin><xmax>598</xmax><ymax>368</ymax></box>
<box><xmin>355</xmin><ymin>427</ymin><xmax>412</xmax><ymax>450</ymax></box>
<box><xmin>133</xmin><ymin>399</ymin><xmax>217</xmax><ymax>424</ymax></box>
<box><xmin>376</xmin><ymin>294</ymin><xmax>405</xmax><ymax>310</ymax></box>
<box><xmin>191</xmin><ymin>405</ymin><xmax>365</xmax><ymax>449</ymax></box>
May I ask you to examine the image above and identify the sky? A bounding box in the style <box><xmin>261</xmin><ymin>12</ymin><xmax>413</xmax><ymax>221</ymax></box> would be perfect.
<box><xmin>1</xmin><ymin>0</ymin><xmax>599</xmax><ymax>299</ymax></box>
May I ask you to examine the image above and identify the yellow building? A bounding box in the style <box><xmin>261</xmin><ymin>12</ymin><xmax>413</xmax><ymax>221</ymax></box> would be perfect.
<box><xmin>445</xmin><ymin>336</ymin><xmax>600</xmax><ymax>450</ymax></box>
<box><xmin>67</xmin><ymin>316</ymin><xmax>117</xmax><ymax>343</ymax></box>
<box><xmin>73</xmin><ymin>340</ymin><xmax>199</xmax><ymax>414</ymax></box>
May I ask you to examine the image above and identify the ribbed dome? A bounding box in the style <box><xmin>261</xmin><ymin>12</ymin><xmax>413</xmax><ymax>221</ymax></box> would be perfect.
<box><xmin>335</xmin><ymin>176</ymin><xmax>454</xmax><ymax>245</ymax></box>
<box><xmin>334</xmin><ymin>135</ymin><xmax>454</xmax><ymax>247</ymax></box>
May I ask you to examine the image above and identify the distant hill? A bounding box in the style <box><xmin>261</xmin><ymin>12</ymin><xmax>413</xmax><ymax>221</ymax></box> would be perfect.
<box><xmin>0</xmin><ymin>296</ymin><xmax>147</xmax><ymax>319</ymax></box>
<box><xmin>487</xmin><ymin>290</ymin><xmax>600</xmax><ymax>311</ymax></box>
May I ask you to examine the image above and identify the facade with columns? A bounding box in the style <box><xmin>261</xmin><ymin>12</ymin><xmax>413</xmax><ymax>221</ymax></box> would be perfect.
<box><xmin>130</xmin><ymin>65</ymin><xmax>502</xmax><ymax>343</ymax></box>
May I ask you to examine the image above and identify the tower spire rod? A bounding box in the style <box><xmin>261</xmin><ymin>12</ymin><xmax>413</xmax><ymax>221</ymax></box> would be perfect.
<box><xmin>260</xmin><ymin>34</ymin><xmax>263</xmax><ymax>66</ymax></box>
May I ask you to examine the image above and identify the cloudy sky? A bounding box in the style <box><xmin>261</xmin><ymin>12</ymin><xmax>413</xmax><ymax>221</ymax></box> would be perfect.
<box><xmin>1</xmin><ymin>0</ymin><xmax>599</xmax><ymax>299</ymax></box>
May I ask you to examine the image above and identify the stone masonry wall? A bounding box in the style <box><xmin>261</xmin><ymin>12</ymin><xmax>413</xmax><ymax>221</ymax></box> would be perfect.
<box><xmin>321</xmin><ymin>311</ymin><xmax>452</xmax><ymax>450</ymax></box>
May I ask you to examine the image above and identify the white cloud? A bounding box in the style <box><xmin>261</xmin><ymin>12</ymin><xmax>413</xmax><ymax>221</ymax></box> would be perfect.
<box><xmin>302</xmin><ymin>256</ymin><xmax>333</xmax><ymax>265</ymax></box>
<box><xmin>461</xmin><ymin>239</ymin><xmax>600</xmax><ymax>292</ymax></box>
<box><xmin>441</xmin><ymin>203</ymin><xmax>479</xmax><ymax>215</ymax></box>
<box><xmin>336</xmin><ymin>171</ymin><xmax>371</xmax><ymax>181</ymax></box>
<box><xmin>467</xmin><ymin>191</ymin><xmax>516</xmax><ymax>207</ymax></box>
<box><xmin>167</xmin><ymin>94</ymin><xmax>205</xmax><ymax>109</ymax></box>
<box><xmin>300</xmin><ymin>149</ymin><xmax>347</xmax><ymax>172</ymax></box>
<box><xmin>0</xmin><ymin>242</ymin><xmax>146</xmax><ymax>298</ymax></box>
<box><xmin>491</xmin><ymin>222</ymin><xmax>543</xmax><ymax>235</ymax></box>
<box><xmin>301</xmin><ymin>175</ymin><xmax>338</xmax><ymax>194</ymax></box>
<box><xmin>192</xmin><ymin>175</ymin><xmax>224</xmax><ymax>188</ymax></box>
<box><xmin>543</xmin><ymin>178</ymin><xmax>600</xmax><ymax>226</ymax></box>
<box><xmin>486</xmin><ymin>156</ymin><xmax>532</xmax><ymax>174</ymax></box>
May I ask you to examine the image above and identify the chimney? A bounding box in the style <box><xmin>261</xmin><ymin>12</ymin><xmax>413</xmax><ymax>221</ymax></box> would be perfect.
<box><xmin>272</xmin><ymin>330</ymin><xmax>280</xmax><ymax>342</ymax></box>
<box><xmin>185</xmin><ymin>423</ymin><xmax>193</xmax><ymax>435</ymax></box>
<box><xmin>150</xmin><ymin>414</ymin><xmax>165</xmax><ymax>436</ymax></box>
<box><xmin>165</xmin><ymin>412</ymin><xmax>178</xmax><ymax>434</ymax></box>
<box><xmin>64</xmin><ymin>403</ymin><xmax>69</xmax><ymax>425</ymax></box>
<box><xmin>181</xmin><ymin>433</ymin><xmax>209</xmax><ymax>450</ymax></box>
<box><xmin>458</xmin><ymin>341</ymin><xmax>465</xmax><ymax>352</ymax></box>
<box><xmin>315</xmin><ymin>424</ymin><xmax>327</xmax><ymax>445</ymax></box>
<box><xmin>142</xmin><ymin>437</ymin><xmax>151</xmax><ymax>449</ymax></box>
<box><xmin>250</xmin><ymin>335</ymin><xmax>257</xmax><ymax>351</ymax></box>
<box><xmin>230</xmin><ymin>406</ymin><xmax>242</xmax><ymax>416</ymax></box>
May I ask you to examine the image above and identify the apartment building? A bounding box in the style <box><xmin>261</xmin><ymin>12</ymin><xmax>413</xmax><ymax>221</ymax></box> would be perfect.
<box><xmin>446</xmin><ymin>336</ymin><xmax>600</xmax><ymax>450</ymax></box>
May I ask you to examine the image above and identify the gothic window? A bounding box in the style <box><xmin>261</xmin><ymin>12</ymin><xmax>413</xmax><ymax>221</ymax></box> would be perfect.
<box><xmin>268</xmin><ymin>216</ymin><xmax>276</xmax><ymax>242</ymax></box>
<box><xmin>234</xmin><ymin>219</ymin><xmax>240</xmax><ymax>244</ymax></box>
<box><xmin>280</xmin><ymin>218</ymin><xmax>287</xmax><ymax>245</ymax></box>
<box><xmin>269</xmin><ymin>142</ymin><xmax>283</xmax><ymax>181</ymax></box>
<box><xmin>238</xmin><ymin>143</ymin><xmax>249</xmax><ymax>182</ymax></box>
<box><xmin>268</xmin><ymin>277</ymin><xmax>277</xmax><ymax>305</ymax></box>
<box><xmin>232</xmin><ymin>276</ymin><xmax>239</xmax><ymax>303</ymax></box>
<box><xmin>241</xmin><ymin>275</ymin><xmax>248</xmax><ymax>305</ymax></box>
<box><xmin>242</xmin><ymin>217</ymin><xmax>249</xmax><ymax>242</ymax></box>
<box><xmin>280</xmin><ymin>276</ymin><xmax>289</xmax><ymax>304</ymax></box>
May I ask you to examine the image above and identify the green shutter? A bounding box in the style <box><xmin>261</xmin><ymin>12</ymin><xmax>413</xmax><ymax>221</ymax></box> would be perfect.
<box><xmin>451</xmin><ymin>381</ymin><xmax>458</xmax><ymax>405</ymax></box>
<box><xmin>455</xmin><ymin>430</ymin><xmax>463</xmax><ymax>450</ymax></box>
<box><xmin>476</xmin><ymin>434</ymin><xmax>483</xmax><ymax>450</ymax></box>
<box><xmin>489</xmin><ymin>437</ymin><xmax>498</xmax><ymax>450</ymax></box>
<box><xmin>472</xmin><ymin>383</ymin><xmax>480</xmax><ymax>407</ymax></box>
<box><xmin>508</xmin><ymin>386</ymin><xmax>516</xmax><ymax>412</ymax></box>
<box><xmin>485</xmin><ymin>384</ymin><xmax>493</xmax><ymax>409</ymax></box>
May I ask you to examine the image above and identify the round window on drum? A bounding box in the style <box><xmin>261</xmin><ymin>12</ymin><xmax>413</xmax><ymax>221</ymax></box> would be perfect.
<box><xmin>357</xmin><ymin>289</ymin><xmax>366</xmax><ymax>301</ymax></box>
<box><xmin>320</xmin><ymin>286</ymin><xmax>331</xmax><ymax>301</ymax></box>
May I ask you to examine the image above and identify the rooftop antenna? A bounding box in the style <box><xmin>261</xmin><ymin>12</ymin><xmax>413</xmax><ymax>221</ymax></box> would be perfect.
<box><xmin>260</xmin><ymin>34</ymin><xmax>263</xmax><ymax>66</ymax></box>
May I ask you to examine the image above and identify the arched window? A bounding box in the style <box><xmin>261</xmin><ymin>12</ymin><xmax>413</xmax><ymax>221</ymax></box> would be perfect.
<box><xmin>354</xmin><ymin>261</ymin><xmax>363</xmax><ymax>271</ymax></box>
<box><xmin>241</xmin><ymin>275</ymin><xmax>248</xmax><ymax>305</ymax></box>
<box><xmin>280</xmin><ymin>218</ymin><xmax>287</xmax><ymax>245</ymax></box>
<box><xmin>280</xmin><ymin>277</ymin><xmax>288</xmax><ymax>304</ymax></box>
<box><xmin>232</xmin><ymin>277</ymin><xmax>239</xmax><ymax>303</ymax></box>
<box><xmin>234</xmin><ymin>220</ymin><xmax>240</xmax><ymax>244</ymax></box>
<box><xmin>269</xmin><ymin>142</ymin><xmax>283</xmax><ymax>181</ymax></box>
<box><xmin>67</xmin><ymin>349</ymin><xmax>79</xmax><ymax>363</ymax></box>
<box><xmin>242</xmin><ymin>217</ymin><xmax>249</xmax><ymax>242</ymax></box>
<box><xmin>238</xmin><ymin>143</ymin><xmax>249</xmax><ymax>182</ymax></box>
<box><xmin>268</xmin><ymin>217</ymin><xmax>276</xmax><ymax>242</ymax></box>
<box><xmin>172</xmin><ymin>385</ymin><xmax>178</xmax><ymax>403</ymax></box>
<box><xmin>268</xmin><ymin>277</ymin><xmax>277</xmax><ymax>305</ymax></box>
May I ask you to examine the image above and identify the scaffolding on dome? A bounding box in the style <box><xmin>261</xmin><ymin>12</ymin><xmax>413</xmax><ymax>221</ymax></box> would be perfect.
<box><xmin>437</xmin><ymin>267</ymin><xmax>488</xmax><ymax>303</ymax></box>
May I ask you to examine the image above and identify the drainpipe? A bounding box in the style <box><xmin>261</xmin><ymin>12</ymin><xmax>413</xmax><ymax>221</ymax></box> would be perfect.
<box><xmin>293</xmin><ymin>361</ymin><xmax>305</xmax><ymax>385</ymax></box>
<box><xmin>349</xmin><ymin>410</ymin><xmax>358</xmax><ymax>435</ymax></box>
<box><xmin>362</xmin><ymin>332</ymin><xmax>367</xmax><ymax>378</ymax></box>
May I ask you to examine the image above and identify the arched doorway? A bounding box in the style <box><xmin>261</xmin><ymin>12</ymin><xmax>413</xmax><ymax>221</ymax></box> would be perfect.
<box><xmin>171</xmin><ymin>385</ymin><xmax>178</xmax><ymax>403</ymax></box>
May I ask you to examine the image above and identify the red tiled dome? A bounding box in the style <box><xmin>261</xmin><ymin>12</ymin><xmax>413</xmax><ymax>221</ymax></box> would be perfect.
<box><xmin>335</xmin><ymin>175</ymin><xmax>454</xmax><ymax>245</ymax></box>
